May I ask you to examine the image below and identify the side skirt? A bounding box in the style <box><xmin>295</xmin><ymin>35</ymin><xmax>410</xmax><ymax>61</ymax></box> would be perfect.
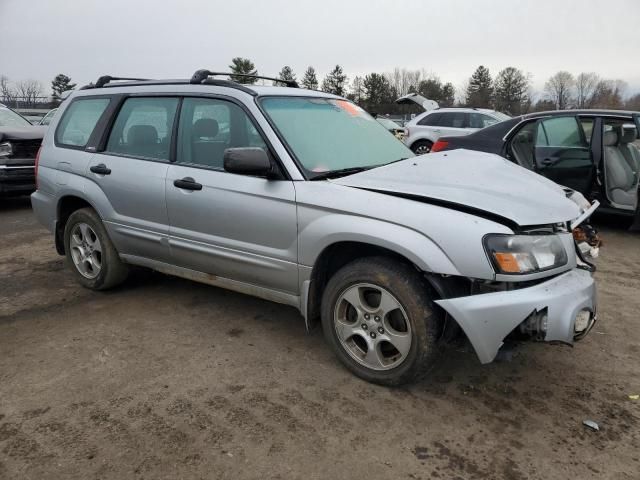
<box><xmin>120</xmin><ymin>254</ymin><xmax>301</xmax><ymax>310</ymax></box>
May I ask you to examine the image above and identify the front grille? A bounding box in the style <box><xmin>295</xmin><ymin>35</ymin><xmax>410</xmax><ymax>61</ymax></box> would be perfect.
<box><xmin>11</xmin><ymin>139</ymin><xmax>41</xmax><ymax>158</ymax></box>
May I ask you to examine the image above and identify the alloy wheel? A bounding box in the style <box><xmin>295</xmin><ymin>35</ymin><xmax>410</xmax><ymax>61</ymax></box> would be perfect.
<box><xmin>69</xmin><ymin>222</ymin><xmax>102</xmax><ymax>279</ymax></box>
<box><xmin>334</xmin><ymin>283</ymin><xmax>412</xmax><ymax>371</ymax></box>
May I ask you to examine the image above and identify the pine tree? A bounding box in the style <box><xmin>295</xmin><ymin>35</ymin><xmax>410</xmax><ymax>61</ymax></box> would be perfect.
<box><xmin>321</xmin><ymin>65</ymin><xmax>348</xmax><ymax>96</ymax></box>
<box><xmin>275</xmin><ymin>66</ymin><xmax>296</xmax><ymax>85</ymax></box>
<box><xmin>51</xmin><ymin>74</ymin><xmax>76</xmax><ymax>100</ymax></box>
<box><xmin>363</xmin><ymin>73</ymin><xmax>392</xmax><ymax>112</ymax></box>
<box><xmin>494</xmin><ymin>67</ymin><xmax>530</xmax><ymax>115</ymax></box>
<box><xmin>465</xmin><ymin>66</ymin><xmax>493</xmax><ymax>107</ymax></box>
<box><xmin>229</xmin><ymin>57</ymin><xmax>257</xmax><ymax>84</ymax></box>
<box><xmin>301</xmin><ymin>66</ymin><xmax>319</xmax><ymax>90</ymax></box>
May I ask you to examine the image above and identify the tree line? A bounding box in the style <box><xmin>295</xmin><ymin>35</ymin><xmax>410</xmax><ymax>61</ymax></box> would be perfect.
<box><xmin>2</xmin><ymin>61</ymin><xmax>639</xmax><ymax>115</ymax></box>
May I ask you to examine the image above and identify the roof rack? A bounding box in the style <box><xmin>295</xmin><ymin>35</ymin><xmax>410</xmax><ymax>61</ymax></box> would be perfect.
<box><xmin>80</xmin><ymin>75</ymin><xmax>151</xmax><ymax>90</ymax></box>
<box><xmin>190</xmin><ymin>69</ymin><xmax>299</xmax><ymax>88</ymax></box>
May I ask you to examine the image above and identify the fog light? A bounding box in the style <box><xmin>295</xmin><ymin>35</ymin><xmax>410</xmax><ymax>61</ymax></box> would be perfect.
<box><xmin>574</xmin><ymin>309</ymin><xmax>592</xmax><ymax>333</ymax></box>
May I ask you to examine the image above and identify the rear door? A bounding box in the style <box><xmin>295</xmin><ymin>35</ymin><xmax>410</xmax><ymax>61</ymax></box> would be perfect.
<box><xmin>533</xmin><ymin>116</ymin><xmax>595</xmax><ymax>194</ymax></box>
<box><xmin>89</xmin><ymin>96</ymin><xmax>178</xmax><ymax>262</ymax></box>
<box><xmin>435</xmin><ymin>111</ymin><xmax>469</xmax><ymax>138</ymax></box>
<box><xmin>165</xmin><ymin>96</ymin><xmax>298</xmax><ymax>294</ymax></box>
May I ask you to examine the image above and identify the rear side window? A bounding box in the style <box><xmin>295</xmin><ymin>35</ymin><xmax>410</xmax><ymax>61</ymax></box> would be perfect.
<box><xmin>417</xmin><ymin>112</ymin><xmax>442</xmax><ymax>126</ymax></box>
<box><xmin>537</xmin><ymin>117</ymin><xmax>586</xmax><ymax>147</ymax></box>
<box><xmin>438</xmin><ymin>112</ymin><xmax>466</xmax><ymax>128</ymax></box>
<box><xmin>105</xmin><ymin>97</ymin><xmax>179</xmax><ymax>161</ymax></box>
<box><xmin>468</xmin><ymin>112</ymin><xmax>499</xmax><ymax>129</ymax></box>
<box><xmin>55</xmin><ymin>98</ymin><xmax>110</xmax><ymax>147</ymax></box>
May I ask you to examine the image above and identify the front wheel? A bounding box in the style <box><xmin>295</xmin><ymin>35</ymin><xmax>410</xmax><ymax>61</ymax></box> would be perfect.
<box><xmin>321</xmin><ymin>257</ymin><xmax>442</xmax><ymax>386</ymax></box>
<box><xmin>411</xmin><ymin>140</ymin><xmax>433</xmax><ymax>155</ymax></box>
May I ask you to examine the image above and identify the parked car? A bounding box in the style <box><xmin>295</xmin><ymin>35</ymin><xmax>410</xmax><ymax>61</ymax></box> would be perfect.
<box><xmin>375</xmin><ymin>116</ymin><xmax>407</xmax><ymax>140</ymax></box>
<box><xmin>32</xmin><ymin>71</ymin><xmax>598</xmax><ymax>385</ymax></box>
<box><xmin>0</xmin><ymin>104</ymin><xmax>45</xmax><ymax>197</ymax></box>
<box><xmin>403</xmin><ymin>108</ymin><xmax>510</xmax><ymax>154</ymax></box>
<box><xmin>38</xmin><ymin>108</ymin><xmax>59</xmax><ymax>126</ymax></box>
<box><xmin>432</xmin><ymin>110</ymin><xmax>640</xmax><ymax>227</ymax></box>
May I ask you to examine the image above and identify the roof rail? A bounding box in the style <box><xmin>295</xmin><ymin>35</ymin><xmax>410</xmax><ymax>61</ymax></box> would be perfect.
<box><xmin>190</xmin><ymin>69</ymin><xmax>299</xmax><ymax>88</ymax></box>
<box><xmin>80</xmin><ymin>75</ymin><xmax>151</xmax><ymax>90</ymax></box>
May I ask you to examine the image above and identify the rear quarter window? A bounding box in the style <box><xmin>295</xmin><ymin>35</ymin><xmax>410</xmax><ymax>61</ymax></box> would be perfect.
<box><xmin>55</xmin><ymin>98</ymin><xmax>111</xmax><ymax>147</ymax></box>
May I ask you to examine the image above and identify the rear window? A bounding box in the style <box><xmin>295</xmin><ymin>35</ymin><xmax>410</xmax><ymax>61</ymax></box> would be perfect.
<box><xmin>55</xmin><ymin>98</ymin><xmax>110</xmax><ymax>147</ymax></box>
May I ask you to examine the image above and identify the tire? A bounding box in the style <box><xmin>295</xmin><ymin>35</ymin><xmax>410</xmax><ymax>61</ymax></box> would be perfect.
<box><xmin>411</xmin><ymin>140</ymin><xmax>433</xmax><ymax>155</ymax></box>
<box><xmin>321</xmin><ymin>256</ymin><xmax>442</xmax><ymax>386</ymax></box>
<box><xmin>63</xmin><ymin>207</ymin><xmax>129</xmax><ymax>290</ymax></box>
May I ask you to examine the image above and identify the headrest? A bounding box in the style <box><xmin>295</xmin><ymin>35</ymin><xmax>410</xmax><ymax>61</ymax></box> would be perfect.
<box><xmin>603</xmin><ymin>129</ymin><xmax>618</xmax><ymax>146</ymax></box>
<box><xmin>516</xmin><ymin>129</ymin><xmax>533</xmax><ymax>142</ymax></box>
<box><xmin>128</xmin><ymin>125</ymin><xmax>158</xmax><ymax>146</ymax></box>
<box><xmin>620</xmin><ymin>124</ymin><xmax>637</xmax><ymax>144</ymax></box>
<box><xmin>193</xmin><ymin>118</ymin><xmax>219</xmax><ymax>139</ymax></box>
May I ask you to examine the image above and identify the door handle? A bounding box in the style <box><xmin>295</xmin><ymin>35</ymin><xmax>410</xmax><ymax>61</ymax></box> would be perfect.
<box><xmin>542</xmin><ymin>158</ymin><xmax>554</xmax><ymax>166</ymax></box>
<box><xmin>173</xmin><ymin>177</ymin><xmax>202</xmax><ymax>191</ymax></box>
<box><xmin>90</xmin><ymin>163</ymin><xmax>111</xmax><ymax>175</ymax></box>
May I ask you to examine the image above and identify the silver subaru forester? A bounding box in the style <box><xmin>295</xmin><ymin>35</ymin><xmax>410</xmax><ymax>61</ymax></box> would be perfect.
<box><xmin>31</xmin><ymin>70</ymin><xmax>598</xmax><ymax>385</ymax></box>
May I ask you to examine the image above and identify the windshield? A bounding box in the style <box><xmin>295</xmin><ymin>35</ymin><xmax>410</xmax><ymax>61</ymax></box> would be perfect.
<box><xmin>261</xmin><ymin>97</ymin><xmax>413</xmax><ymax>176</ymax></box>
<box><xmin>0</xmin><ymin>107</ymin><xmax>32</xmax><ymax>128</ymax></box>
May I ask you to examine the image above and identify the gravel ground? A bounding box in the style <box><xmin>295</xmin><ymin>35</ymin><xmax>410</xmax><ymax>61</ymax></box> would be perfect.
<box><xmin>1</xmin><ymin>197</ymin><xmax>639</xmax><ymax>480</ymax></box>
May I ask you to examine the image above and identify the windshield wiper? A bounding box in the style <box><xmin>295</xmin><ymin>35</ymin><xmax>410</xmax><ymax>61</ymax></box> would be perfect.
<box><xmin>310</xmin><ymin>166</ymin><xmax>371</xmax><ymax>181</ymax></box>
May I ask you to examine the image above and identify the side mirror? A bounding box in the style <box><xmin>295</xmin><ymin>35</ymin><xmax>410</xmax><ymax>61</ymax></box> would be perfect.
<box><xmin>223</xmin><ymin>147</ymin><xmax>273</xmax><ymax>177</ymax></box>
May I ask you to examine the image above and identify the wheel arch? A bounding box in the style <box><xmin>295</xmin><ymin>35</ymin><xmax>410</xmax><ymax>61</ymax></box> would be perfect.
<box><xmin>303</xmin><ymin>238</ymin><xmax>464</xmax><ymax>331</ymax></box>
<box><xmin>55</xmin><ymin>194</ymin><xmax>101</xmax><ymax>255</ymax></box>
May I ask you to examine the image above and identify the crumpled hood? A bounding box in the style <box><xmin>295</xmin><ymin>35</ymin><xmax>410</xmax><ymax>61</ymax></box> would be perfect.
<box><xmin>332</xmin><ymin>149</ymin><xmax>581</xmax><ymax>226</ymax></box>
<box><xmin>0</xmin><ymin>126</ymin><xmax>46</xmax><ymax>142</ymax></box>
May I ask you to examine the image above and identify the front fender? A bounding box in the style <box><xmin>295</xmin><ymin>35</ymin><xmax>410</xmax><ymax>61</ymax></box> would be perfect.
<box><xmin>298</xmin><ymin>212</ymin><xmax>460</xmax><ymax>275</ymax></box>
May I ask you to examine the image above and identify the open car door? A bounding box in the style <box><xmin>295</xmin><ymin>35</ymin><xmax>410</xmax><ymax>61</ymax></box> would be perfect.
<box><xmin>631</xmin><ymin>114</ymin><xmax>640</xmax><ymax>230</ymax></box>
<box><xmin>533</xmin><ymin>116</ymin><xmax>595</xmax><ymax>196</ymax></box>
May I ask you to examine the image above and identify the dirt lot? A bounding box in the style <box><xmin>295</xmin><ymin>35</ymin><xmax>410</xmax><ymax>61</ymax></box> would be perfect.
<box><xmin>0</xmin><ymin>197</ymin><xmax>639</xmax><ymax>480</ymax></box>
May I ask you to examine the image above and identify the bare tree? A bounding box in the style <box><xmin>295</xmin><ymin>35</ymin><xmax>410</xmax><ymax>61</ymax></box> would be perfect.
<box><xmin>591</xmin><ymin>79</ymin><xmax>627</xmax><ymax>109</ymax></box>
<box><xmin>575</xmin><ymin>72</ymin><xmax>600</xmax><ymax>108</ymax></box>
<box><xmin>0</xmin><ymin>75</ymin><xmax>16</xmax><ymax>103</ymax></box>
<box><xmin>16</xmin><ymin>79</ymin><xmax>43</xmax><ymax>107</ymax></box>
<box><xmin>384</xmin><ymin>68</ymin><xmax>421</xmax><ymax>97</ymax></box>
<box><xmin>544</xmin><ymin>71</ymin><xmax>575</xmax><ymax>110</ymax></box>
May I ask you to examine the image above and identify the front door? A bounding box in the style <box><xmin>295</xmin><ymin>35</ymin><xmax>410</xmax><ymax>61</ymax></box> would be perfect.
<box><xmin>89</xmin><ymin>96</ymin><xmax>179</xmax><ymax>262</ymax></box>
<box><xmin>533</xmin><ymin>115</ymin><xmax>595</xmax><ymax>195</ymax></box>
<box><xmin>165</xmin><ymin>96</ymin><xmax>298</xmax><ymax>294</ymax></box>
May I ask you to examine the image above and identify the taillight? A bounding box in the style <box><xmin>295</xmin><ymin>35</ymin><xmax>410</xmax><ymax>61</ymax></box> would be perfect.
<box><xmin>431</xmin><ymin>140</ymin><xmax>449</xmax><ymax>152</ymax></box>
<box><xmin>35</xmin><ymin>146</ymin><xmax>42</xmax><ymax>190</ymax></box>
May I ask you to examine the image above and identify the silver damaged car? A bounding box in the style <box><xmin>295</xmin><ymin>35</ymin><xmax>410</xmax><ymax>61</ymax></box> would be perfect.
<box><xmin>31</xmin><ymin>71</ymin><xmax>598</xmax><ymax>385</ymax></box>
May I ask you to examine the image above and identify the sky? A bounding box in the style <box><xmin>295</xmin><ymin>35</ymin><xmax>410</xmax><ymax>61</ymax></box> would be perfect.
<box><xmin>1</xmin><ymin>0</ymin><xmax>639</xmax><ymax>99</ymax></box>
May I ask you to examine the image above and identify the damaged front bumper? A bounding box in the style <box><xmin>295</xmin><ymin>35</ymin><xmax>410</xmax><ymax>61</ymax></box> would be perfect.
<box><xmin>435</xmin><ymin>268</ymin><xmax>597</xmax><ymax>364</ymax></box>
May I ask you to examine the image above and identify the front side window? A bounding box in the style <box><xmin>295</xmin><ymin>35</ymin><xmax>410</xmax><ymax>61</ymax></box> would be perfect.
<box><xmin>536</xmin><ymin>117</ymin><xmax>586</xmax><ymax>147</ymax></box>
<box><xmin>261</xmin><ymin>97</ymin><xmax>412</xmax><ymax>175</ymax></box>
<box><xmin>176</xmin><ymin>97</ymin><xmax>267</xmax><ymax>169</ymax></box>
<box><xmin>106</xmin><ymin>97</ymin><xmax>178</xmax><ymax>160</ymax></box>
<box><xmin>55</xmin><ymin>98</ymin><xmax>110</xmax><ymax>147</ymax></box>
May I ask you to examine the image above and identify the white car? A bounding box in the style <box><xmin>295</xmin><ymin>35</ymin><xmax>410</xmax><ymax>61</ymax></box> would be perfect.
<box><xmin>403</xmin><ymin>108</ymin><xmax>510</xmax><ymax>154</ymax></box>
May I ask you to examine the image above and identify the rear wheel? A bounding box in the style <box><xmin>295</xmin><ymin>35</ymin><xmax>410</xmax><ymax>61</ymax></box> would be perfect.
<box><xmin>321</xmin><ymin>257</ymin><xmax>442</xmax><ymax>386</ymax></box>
<box><xmin>411</xmin><ymin>140</ymin><xmax>433</xmax><ymax>155</ymax></box>
<box><xmin>64</xmin><ymin>208</ymin><xmax>129</xmax><ymax>290</ymax></box>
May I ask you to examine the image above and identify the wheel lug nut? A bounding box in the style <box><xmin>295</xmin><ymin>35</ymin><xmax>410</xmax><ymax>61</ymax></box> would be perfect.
<box><xmin>370</xmin><ymin>332</ymin><xmax>376</xmax><ymax>339</ymax></box>
<box><xmin>374</xmin><ymin>316</ymin><xmax>380</xmax><ymax>322</ymax></box>
<box><xmin>364</xmin><ymin>314</ymin><xmax>370</xmax><ymax>320</ymax></box>
<box><xmin>361</xmin><ymin>324</ymin><xmax>368</xmax><ymax>330</ymax></box>
<box><xmin>378</xmin><ymin>327</ymin><xmax>384</xmax><ymax>334</ymax></box>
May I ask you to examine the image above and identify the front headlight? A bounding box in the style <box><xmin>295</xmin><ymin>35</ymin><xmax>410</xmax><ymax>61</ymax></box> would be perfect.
<box><xmin>0</xmin><ymin>142</ymin><xmax>12</xmax><ymax>157</ymax></box>
<box><xmin>484</xmin><ymin>234</ymin><xmax>568</xmax><ymax>274</ymax></box>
